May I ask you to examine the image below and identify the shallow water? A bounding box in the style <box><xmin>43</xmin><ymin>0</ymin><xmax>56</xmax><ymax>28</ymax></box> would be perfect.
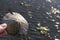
<box><xmin>0</xmin><ymin>0</ymin><xmax>60</xmax><ymax>40</ymax></box>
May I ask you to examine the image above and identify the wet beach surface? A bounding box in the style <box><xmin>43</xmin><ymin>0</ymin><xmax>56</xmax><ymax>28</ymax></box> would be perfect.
<box><xmin>0</xmin><ymin>0</ymin><xmax>60</xmax><ymax>40</ymax></box>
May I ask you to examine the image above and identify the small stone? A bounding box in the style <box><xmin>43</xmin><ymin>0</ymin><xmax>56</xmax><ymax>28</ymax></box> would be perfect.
<box><xmin>46</xmin><ymin>12</ymin><xmax>51</xmax><ymax>15</ymax></box>
<box><xmin>30</xmin><ymin>16</ymin><xmax>32</xmax><ymax>18</ymax></box>
<box><xmin>56</xmin><ymin>15</ymin><xmax>60</xmax><ymax>19</ymax></box>
<box><xmin>55</xmin><ymin>38</ymin><xmax>60</xmax><ymax>40</ymax></box>
<box><xmin>37</xmin><ymin>23</ymin><xmax>41</xmax><ymax>26</ymax></box>
<box><xmin>54</xmin><ymin>25</ymin><xmax>58</xmax><ymax>27</ymax></box>
<box><xmin>54</xmin><ymin>25</ymin><xmax>59</xmax><ymax>29</ymax></box>
<box><xmin>51</xmin><ymin>19</ymin><xmax>55</xmax><ymax>22</ymax></box>
<box><xmin>56</xmin><ymin>22</ymin><xmax>59</xmax><ymax>24</ymax></box>
<box><xmin>28</xmin><ymin>11</ymin><xmax>32</xmax><ymax>13</ymax></box>
<box><xmin>58</xmin><ymin>30</ymin><xmax>60</xmax><ymax>32</ymax></box>
<box><xmin>46</xmin><ymin>0</ymin><xmax>52</xmax><ymax>3</ymax></box>
<box><xmin>21</xmin><ymin>2</ymin><xmax>24</xmax><ymax>5</ymax></box>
